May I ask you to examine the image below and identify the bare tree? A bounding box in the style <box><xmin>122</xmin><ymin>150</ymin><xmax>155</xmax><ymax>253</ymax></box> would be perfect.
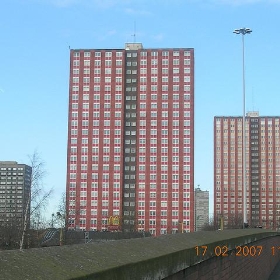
<box><xmin>20</xmin><ymin>151</ymin><xmax>53</xmax><ymax>250</ymax></box>
<box><xmin>46</xmin><ymin>192</ymin><xmax>82</xmax><ymax>246</ymax></box>
<box><xmin>201</xmin><ymin>216</ymin><xmax>219</xmax><ymax>231</ymax></box>
<box><xmin>55</xmin><ymin>192</ymin><xmax>83</xmax><ymax>231</ymax></box>
<box><xmin>227</xmin><ymin>213</ymin><xmax>243</xmax><ymax>229</ymax></box>
<box><xmin>57</xmin><ymin>192</ymin><xmax>67</xmax><ymax>227</ymax></box>
<box><xmin>0</xmin><ymin>217</ymin><xmax>22</xmax><ymax>249</ymax></box>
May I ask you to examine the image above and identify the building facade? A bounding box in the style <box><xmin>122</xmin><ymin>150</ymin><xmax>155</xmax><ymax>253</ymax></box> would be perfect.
<box><xmin>0</xmin><ymin>161</ymin><xmax>32</xmax><ymax>227</ymax></box>
<box><xmin>214</xmin><ymin>112</ymin><xmax>280</xmax><ymax>229</ymax></box>
<box><xmin>66</xmin><ymin>43</ymin><xmax>195</xmax><ymax>235</ymax></box>
<box><xmin>194</xmin><ymin>187</ymin><xmax>209</xmax><ymax>231</ymax></box>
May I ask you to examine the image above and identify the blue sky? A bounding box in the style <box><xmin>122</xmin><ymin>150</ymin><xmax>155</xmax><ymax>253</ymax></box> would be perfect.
<box><xmin>1</xmin><ymin>0</ymin><xmax>280</xmax><ymax>219</ymax></box>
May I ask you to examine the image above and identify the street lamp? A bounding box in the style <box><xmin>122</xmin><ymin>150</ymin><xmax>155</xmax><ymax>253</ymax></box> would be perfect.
<box><xmin>57</xmin><ymin>212</ymin><xmax>64</xmax><ymax>246</ymax></box>
<box><xmin>178</xmin><ymin>221</ymin><xmax>184</xmax><ymax>233</ymax></box>
<box><xmin>233</xmin><ymin>27</ymin><xmax>252</xmax><ymax>229</ymax></box>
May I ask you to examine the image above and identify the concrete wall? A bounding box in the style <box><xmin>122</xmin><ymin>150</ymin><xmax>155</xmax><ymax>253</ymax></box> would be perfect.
<box><xmin>1</xmin><ymin>229</ymin><xmax>280</xmax><ymax>280</ymax></box>
<box><xmin>41</xmin><ymin>229</ymin><xmax>150</xmax><ymax>246</ymax></box>
<box><xmin>166</xmin><ymin>235</ymin><xmax>280</xmax><ymax>280</ymax></box>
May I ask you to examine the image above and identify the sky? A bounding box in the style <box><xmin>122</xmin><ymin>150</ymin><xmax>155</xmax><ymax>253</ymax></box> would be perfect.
<box><xmin>1</xmin><ymin>0</ymin><xmax>280</xmax><ymax>220</ymax></box>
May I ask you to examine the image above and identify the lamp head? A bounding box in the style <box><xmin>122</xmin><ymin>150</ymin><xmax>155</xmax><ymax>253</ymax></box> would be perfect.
<box><xmin>233</xmin><ymin>28</ymin><xmax>252</xmax><ymax>35</ymax></box>
<box><xmin>245</xmin><ymin>28</ymin><xmax>252</xmax><ymax>34</ymax></box>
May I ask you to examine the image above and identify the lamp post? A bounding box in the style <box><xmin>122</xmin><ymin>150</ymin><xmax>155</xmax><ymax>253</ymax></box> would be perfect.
<box><xmin>233</xmin><ymin>27</ymin><xmax>252</xmax><ymax>229</ymax></box>
<box><xmin>178</xmin><ymin>221</ymin><xmax>184</xmax><ymax>233</ymax></box>
<box><xmin>57</xmin><ymin>212</ymin><xmax>65</xmax><ymax>246</ymax></box>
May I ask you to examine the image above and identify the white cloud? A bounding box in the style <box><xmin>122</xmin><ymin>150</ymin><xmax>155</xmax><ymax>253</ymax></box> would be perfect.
<box><xmin>98</xmin><ymin>29</ymin><xmax>117</xmax><ymax>41</ymax></box>
<box><xmin>152</xmin><ymin>33</ymin><xmax>164</xmax><ymax>41</ymax></box>
<box><xmin>47</xmin><ymin>0</ymin><xmax>132</xmax><ymax>8</ymax></box>
<box><xmin>49</xmin><ymin>0</ymin><xmax>79</xmax><ymax>7</ymax></box>
<box><xmin>213</xmin><ymin>0</ymin><xmax>261</xmax><ymax>4</ymax></box>
<box><xmin>208</xmin><ymin>0</ymin><xmax>280</xmax><ymax>5</ymax></box>
<box><xmin>124</xmin><ymin>7</ymin><xmax>152</xmax><ymax>16</ymax></box>
<box><xmin>40</xmin><ymin>0</ymin><xmax>280</xmax><ymax>7</ymax></box>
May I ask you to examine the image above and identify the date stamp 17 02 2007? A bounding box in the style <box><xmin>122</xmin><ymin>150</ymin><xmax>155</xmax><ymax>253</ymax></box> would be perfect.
<box><xmin>195</xmin><ymin>245</ymin><xmax>280</xmax><ymax>257</ymax></box>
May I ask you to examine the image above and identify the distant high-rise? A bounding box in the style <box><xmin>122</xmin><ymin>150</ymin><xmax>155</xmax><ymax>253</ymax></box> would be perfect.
<box><xmin>194</xmin><ymin>187</ymin><xmax>209</xmax><ymax>231</ymax></box>
<box><xmin>66</xmin><ymin>43</ymin><xmax>195</xmax><ymax>235</ymax></box>
<box><xmin>0</xmin><ymin>161</ymin><xmax>32</xmax><ymax>227</ymax></box>
<box><xmin>214</xmin><ymin>112</ymin><xmax>280</xmax><ymax>229</ymax></box>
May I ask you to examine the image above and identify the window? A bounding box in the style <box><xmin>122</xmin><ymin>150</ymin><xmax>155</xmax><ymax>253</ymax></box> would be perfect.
<box><xmin>150</xmin><ymin>68</ymin><xmax>157</xmax><ymax>75</ymax></box>
<box><xmin>84</xmin><ymin>60</ymin><xmax>90</xmax><ymax>66</ymax></box>
<box><xmin>140</xmin><ymin>85</ymin><xmax>147</xmax><ymax>91</ymax></box>
<box><xmin>105</xmin><ymin>60</ymin><xmax>111</xmax><ymax>67</ymax></box>
<box><xmin>173</xmin><ymin>59</ymin><xmax>179</xmax><ymax>65</ymax></box>
<box><xmin>73</xmin><ymin>60</ymin><xmax>79</xmax><ymax>66</ymax></box>
<box><xmin>151</xmin><ymin>85</ymin><xmax>157</xmax><ymax>91</ymax></box>
<box><xmin>116</xmin><ymin>68</ymin><xmax>122</xmax><ymax>75</ymax></box>
<box><xmin>139</xmin><ymin>62</ymin><xmax>148</xmax><ymax>69</ymax></box>
<box><xmin>184</xmin><ymin>59</ymin><xmax>190</xmax><ymax>65</ymax></box>
<box><xmin>151</xmin><ymin>112</ymin><xmax>157</xmax><ymax>118</ymax></box>
<box><xmin>151</xmin><ymin>59</ymin><xmax>157</xmax><ymax>65</ymax></box>
<box><xmin>82</xmin><ymin>94</ymin><xmax>89</xmax><ymax>101</ymax></box>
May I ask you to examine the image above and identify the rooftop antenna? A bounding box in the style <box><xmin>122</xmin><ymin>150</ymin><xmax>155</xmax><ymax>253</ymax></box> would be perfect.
<box><xmin>131</xmin><ymin>21</ymin><xmax>136</xmax><ymax>43</ymax></box>
<box><xmin>252</xmin><ymin>86</ymin><xmax>255</xmax><ymax>111</ymax></box>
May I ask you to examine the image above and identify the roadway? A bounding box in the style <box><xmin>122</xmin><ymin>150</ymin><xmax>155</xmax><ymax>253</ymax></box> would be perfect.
<box><xmin>268</xmin><ymin>260</ymin><xmax>280</xmax><ymax>279</ymax></box>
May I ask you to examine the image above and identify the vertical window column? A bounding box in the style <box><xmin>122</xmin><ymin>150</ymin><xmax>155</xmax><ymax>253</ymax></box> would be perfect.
<box><xmin>122</xmin><ymin>51</ymin><xmax>138</xmax><ymax>232</ymax></box>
